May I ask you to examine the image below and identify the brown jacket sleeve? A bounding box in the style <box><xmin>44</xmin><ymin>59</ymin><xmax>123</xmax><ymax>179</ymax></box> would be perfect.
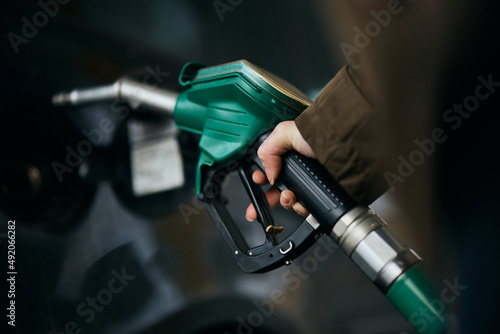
<box><xmin>295</xmin><ymin>62</ymin><xmax>387</xmax><ymax>206</ymax></box>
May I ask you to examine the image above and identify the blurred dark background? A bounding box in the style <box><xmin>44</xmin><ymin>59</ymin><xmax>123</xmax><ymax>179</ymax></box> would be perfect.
<box><xmin>0</xmin><ymin>0</ymin><xmax>499</xmax><ymax>333</ymax></box>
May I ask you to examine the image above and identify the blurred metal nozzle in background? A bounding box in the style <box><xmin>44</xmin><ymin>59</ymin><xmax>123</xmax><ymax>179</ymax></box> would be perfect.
<box><xmin>52</xmin><ymin>77</ymin><xmax>179</xmax><ymax>116</ymax></box>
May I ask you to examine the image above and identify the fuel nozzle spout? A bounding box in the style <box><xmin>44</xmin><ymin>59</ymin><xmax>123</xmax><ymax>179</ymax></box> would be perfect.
<box><xmin>52</xmin><ymin>77</ymin><xmax>179</xmax><ymax>116</ymax></box>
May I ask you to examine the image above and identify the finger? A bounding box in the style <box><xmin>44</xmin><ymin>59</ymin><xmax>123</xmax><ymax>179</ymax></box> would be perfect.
<box><xmin>245</xmin><ymin>187</ymin><xmax>281</xmax><ymax>221</ymax></box>
<box><xmin>280</xmin><ymin>190</ymin><xmax>309</xmax><ymax>216</ymax></box>
<box><xmin>245</xmin><ymin>203</ymin><xmax>257</xmax><ymax>222</ymax></box>
<box><xmin>292</xmin><ymin>201</ymin><xmax>310</xmax><ymax>217</ymax></box>
<box><xmin>257</xmin><ymin>146</ymin><xmax>282</xmax><ymax>186</ymax></box>
<box><xmin>252</xmin><ymin>169</ymin><xmax>268</xmax><ymax>185</ymax></box>
<box><xmin>280</xmin><ymin>189</ymin><xmax>296</xmax><ymax>211</ymax></box>
<box><xmin>257</xmin><ymin>122</ymin><xmax>295</xmax><ymax>184</ymax></box>
<box><xmin>257</xmin><ymin>121</ymin><xmax>317</xmax><ymax>185</ymax></box>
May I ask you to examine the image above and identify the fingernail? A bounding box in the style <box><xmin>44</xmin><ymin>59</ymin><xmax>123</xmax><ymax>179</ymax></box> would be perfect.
<box><xmin>282</xmin><ymin>192</ymin><xmax>290</xmax><ymax>203</ymax></box>
<box><xmin>245</xmin><ymin>215</ymin><xmax>254</xmax><ymax>222</ymax></box>
<box><xmin>252</xmin><ymin>173</ymin><xmax>258</xmax><ymax>183</ymax></box>
<box><xmin>264</xmin><ymin>170</ymin><xmax>274</xmax><ymax>185</ymax></box>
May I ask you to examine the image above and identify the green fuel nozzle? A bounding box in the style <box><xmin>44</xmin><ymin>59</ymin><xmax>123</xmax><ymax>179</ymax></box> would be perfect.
<box><xmin>173</xmin><ymin>60</ymin><xmax>311</xmax><ymax>194</ymax></box>
<box><xmin>174</xmin><ymin>61</ymin><xmax>449</xmax><ymax>332</ymax></box>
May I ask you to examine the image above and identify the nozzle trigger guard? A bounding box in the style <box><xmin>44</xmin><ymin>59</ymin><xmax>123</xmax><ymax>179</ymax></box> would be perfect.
<box><xmin>199</xmin><ymin>158</ymin><xmax>321</xmax><ymax>273</ymax></box>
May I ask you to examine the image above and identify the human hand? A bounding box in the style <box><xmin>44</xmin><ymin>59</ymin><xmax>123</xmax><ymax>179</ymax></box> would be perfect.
<box><xmin>245</xmin><ymin>121</ymin><xmax>317</xmax><ymax>221</ymax></box>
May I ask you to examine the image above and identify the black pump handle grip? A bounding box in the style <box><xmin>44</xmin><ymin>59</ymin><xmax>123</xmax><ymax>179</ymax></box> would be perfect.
<box><xmin>253</xmin><ymin>133</ymin><xmax>357</xmax><ymax>233</ymax></box>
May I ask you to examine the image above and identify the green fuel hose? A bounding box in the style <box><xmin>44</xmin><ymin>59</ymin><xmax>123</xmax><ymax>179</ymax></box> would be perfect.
<box><xmin>387</xmin><ymin>263</ymin><xmax>448</xmax><ymax>333</ymax></box>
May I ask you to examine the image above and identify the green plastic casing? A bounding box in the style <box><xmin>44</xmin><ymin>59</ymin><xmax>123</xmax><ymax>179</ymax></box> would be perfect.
<box><xmin>173</xmin><ymin>60</ymin><xmax>311</xmax><ymax>194</ymax></box>
<box><xmin>386</xmin><ymin>263</ymin><xmax>449</xmax><ymax>334</ymax></box>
